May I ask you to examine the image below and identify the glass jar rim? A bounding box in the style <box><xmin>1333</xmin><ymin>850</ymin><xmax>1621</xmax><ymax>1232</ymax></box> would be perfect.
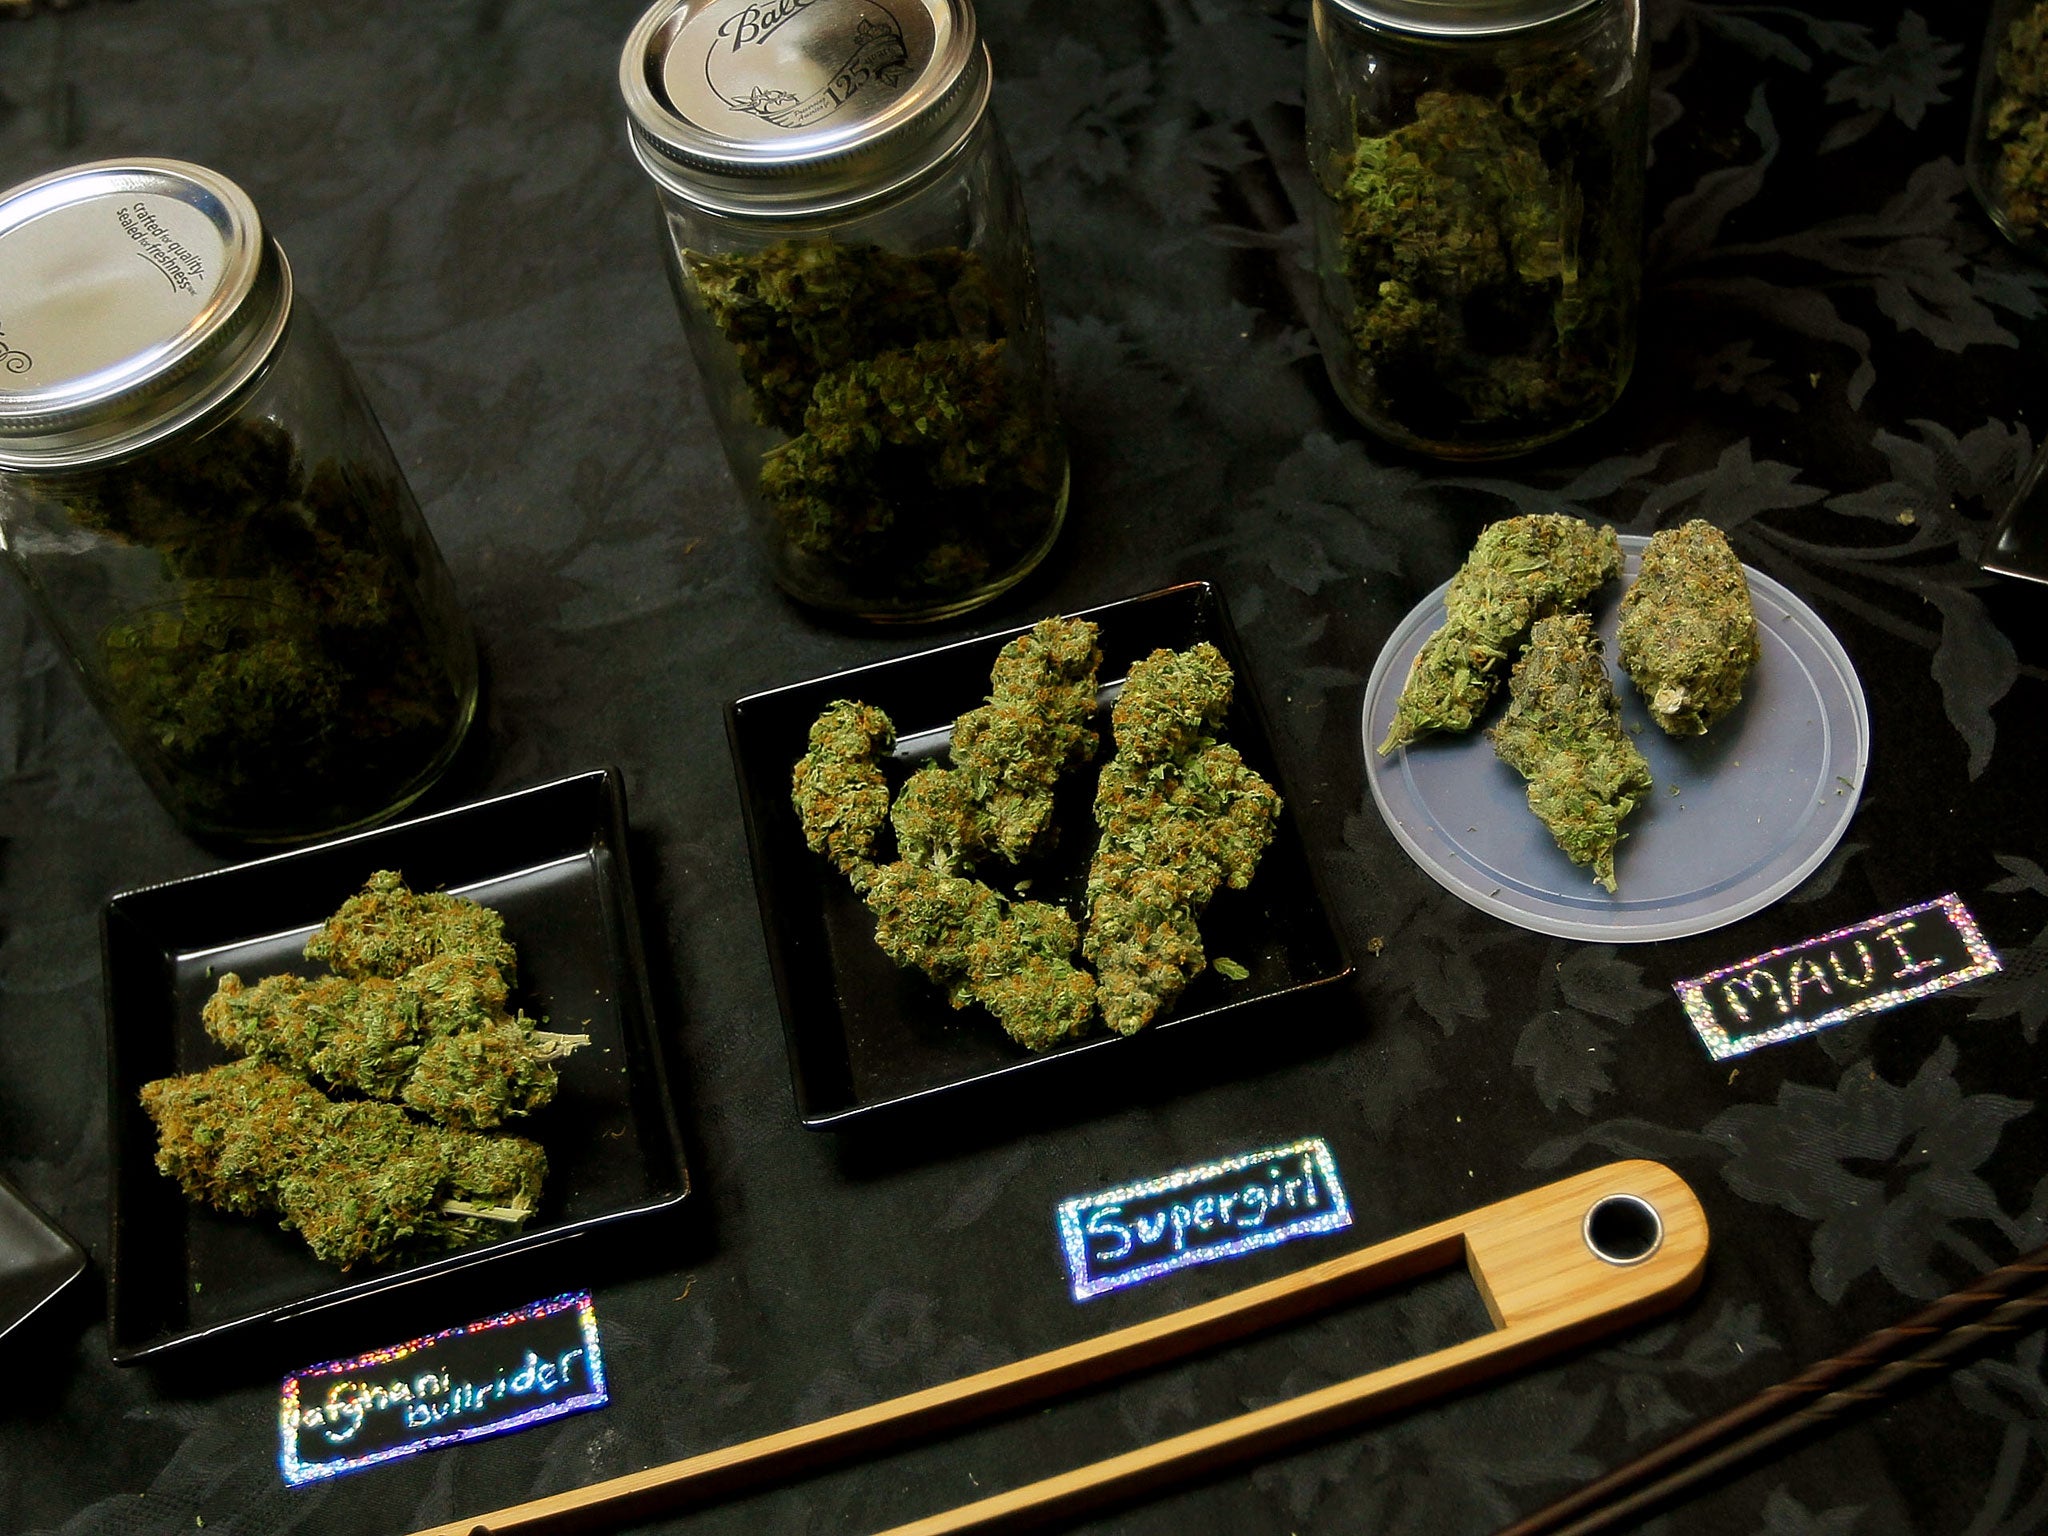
<box><xmin>1317</xmin><ymin>0</ymin><xmax>1605</xmax><ymax>37</ymax></box>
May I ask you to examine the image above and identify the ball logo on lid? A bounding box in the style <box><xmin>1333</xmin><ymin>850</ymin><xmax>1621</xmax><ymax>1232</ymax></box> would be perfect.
<box><xmin>704</xmin><ymin>0</ymin><xmax>912</xmax><ymax>131</ymax></box>
<box><xmin>0</xmin><ymin>330</ymin><xmax>29</xmax><ymax>376</ymax></box>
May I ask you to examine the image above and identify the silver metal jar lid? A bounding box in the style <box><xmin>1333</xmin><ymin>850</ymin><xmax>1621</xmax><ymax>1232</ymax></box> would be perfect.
<box><xmin>1319</xmin><ymin>0</ymin><xmax>1604</xmax><ymax>37</ymax></box>
<box><xmin>619</xmin><ymin>0</ymin><xmax>988</xmax><ymax>217</ymax></box>
<box><xmin>0</xmin><ymin>158</ymin><xmax>291</xmax><ymax>471</ymax></box>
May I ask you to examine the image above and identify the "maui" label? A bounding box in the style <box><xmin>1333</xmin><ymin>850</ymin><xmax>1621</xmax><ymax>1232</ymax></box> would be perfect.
<box><xmin>1674</xmin><ymin>893</ymin><xmax>2001</xmax><ymax>1060</ymax></box>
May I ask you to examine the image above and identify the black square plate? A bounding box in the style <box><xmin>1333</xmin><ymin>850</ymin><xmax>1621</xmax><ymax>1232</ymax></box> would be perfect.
<box><xmin>0</xmin><ymin>1172</ymin><xmax>86</xmax><ymax>1345</ymax></box>
<box><xmin>726</xmin><ymin>582</ymin><xmax>1353</xmax><ymax>1129</ymax></box>
<box><xmin>104</xmin><ymin>768</ymin><xmax>689</xmax><ymax>1364</ymax></box>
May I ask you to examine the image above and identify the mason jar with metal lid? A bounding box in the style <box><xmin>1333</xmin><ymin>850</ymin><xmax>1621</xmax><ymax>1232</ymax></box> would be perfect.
<box><xmin>0</xmin><ymin>158</ymin><xmax>478</xmax><ymax>845</ymax></box>
<box><xmin>1306</xmin><ymin>0</ymin><xmax>1647</xmax><ymax>459</ymax></box>
<box><xmin>620</xmin><ymin>0</ymin><xmax>1067</xmax><ymax>621</ymax></box>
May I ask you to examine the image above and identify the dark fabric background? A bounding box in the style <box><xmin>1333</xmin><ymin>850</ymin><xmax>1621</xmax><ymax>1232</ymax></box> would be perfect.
<box><xmin>4</xmin><ymin>1</ymin><xmax>2047</xmax><ymax>1532</ymax></box>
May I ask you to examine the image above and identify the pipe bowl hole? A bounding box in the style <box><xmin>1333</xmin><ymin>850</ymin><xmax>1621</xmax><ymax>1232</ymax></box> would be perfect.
<box><xmin>1583</xmin><ymin>1194</ymin><xmax>1663</xmax><ymax>1266</ymax></box>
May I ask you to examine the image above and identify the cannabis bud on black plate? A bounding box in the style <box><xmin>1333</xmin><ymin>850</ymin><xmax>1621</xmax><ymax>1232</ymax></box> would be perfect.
<box><xmin>141</xmin><ymin>872</ymin><xmax>579</xmax><ymax>1267</ymax></box>
<box><xmin>790</xmin><ymin>617</ymin><xmax>1282</xmax><ymax>1051</ymax></box>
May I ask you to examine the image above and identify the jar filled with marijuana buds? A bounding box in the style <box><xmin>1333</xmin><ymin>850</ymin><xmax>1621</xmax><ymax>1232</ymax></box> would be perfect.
<box><xmin>0</xmin><ymin>159</ymin><xmax>478</xmax><ymax>844</ymax></box>
<box><xmin>619</xmin><ymin>0</ymin><xmax>1068</xmax><ymax>621</ymax></box>
<box><xmin>1306</xmin><ymin>0</ymin><xmax>1648</xmax><ymax>459</ymax></box>
<box><xmin>1969</xmin><ymin>0</ymin><xmax>2048</xmax><ymax>261</ymax></box>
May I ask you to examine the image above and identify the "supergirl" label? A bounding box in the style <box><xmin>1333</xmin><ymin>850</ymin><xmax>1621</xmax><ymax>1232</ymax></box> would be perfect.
<box><xmin>1056</xmin><ymin>1138</ymin><xmax>1352</xmax><ymax>1301</ymax></box>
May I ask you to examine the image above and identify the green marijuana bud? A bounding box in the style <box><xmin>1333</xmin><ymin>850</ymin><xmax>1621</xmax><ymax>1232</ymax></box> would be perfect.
<box><xmin>139</xmin><ymin>1059</ymin><xmax>546</xmax><ymax>1269</ymax></box>
<box><xmin>1331</xmin><ymin>60</ymin><xmax>1632</xmax><ymax>453</ymax></box>
<box><xmin>304</xmin><ymin>869</ymin><xmax>519</xmax><ymax>982</ymax></box>
<box><xmin>685</xmin><ymin>240</ymin><xmax>1062</xmax><ymax>607</ymax></box>
<box><xmin>790</xmin><ymin>700</ymin><xmax>897</xmax><ymax>888</ymax></box>
<box><xmin>685</xmin><ymin>241</ymin><xmax>997</xmax><ymax>436</ymax></box>
<box><xmin>1083</xmin><ymin>644</ymin><xmax>1282</xmax><ymax>1035</ymax></box>
<box><xmin>1618</xmin><ymin>520</ymin><xmax>1760</xmax><ymax>736</ymax></box>
<box><xmin>41</xmin><ymin>418</ymin><xmax>465</xmax><ymax>836</ymax></box>
<box><xmin>862</xmin><ymin>862</ymin><xmax>1097</xmax><ymax>1053</ymax></box>
<box><xmin>1985</xmin><ymin>3</ymin><xmax>2048</xmax><ymax>234</ymax></box>
<box><xmin>891</xmin><ymin>616</ymin><xmax>1101</xmax><ymax>872</ymax></box>
<box><xmin>790</xmin><ymin>630</ymin><xmax>1284</xmax><ymax>1047</ymax></box>
<box><xmin>1380</xmin><ymin>514</ymin><xmax>1622</xmax><ymax>753</ymax></box>
<box><xmin>203</xmin><ymin>957</ymin><xmax>582</xmax><ymax>1130</ymax></box>
<box><xmin>1490</xmin><ymin>612</ymin><xmax>1653</xmax><ymax>892</ymax></box>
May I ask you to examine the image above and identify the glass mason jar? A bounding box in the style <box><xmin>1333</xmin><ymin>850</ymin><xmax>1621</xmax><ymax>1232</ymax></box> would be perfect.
<box><xmin>619</xmin><ymin>0</ymin><xmax>1068</xmax><ymax>622</ymax></box>
<box><xmin>0</xmin><ymin>160</ymin><xmax>478</xmax><ymax>845</ymax></box>
<box><xmin>1306</xmin><ymin>0</ymin><xmax>1648</xmax><ymax>459</ymax></box>
<box><xmin>1969</xmin><ymin>0</ymin><xmax>2048</xmax><ymax>261</ymax></box>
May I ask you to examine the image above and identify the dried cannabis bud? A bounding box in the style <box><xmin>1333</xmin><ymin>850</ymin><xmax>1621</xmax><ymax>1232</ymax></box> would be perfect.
<box><xmin>685</xmin><ymin>241</ymin><xmax>997</xmax><ymax>436</ymax></box>
<box><xmin>1084</xmin><ymin>644</ymin><xmax>1282</xmax><ymax>1035</ymax></box>
<box><xmin>1380</xmin><ymin>514</ymin><xmax>1622</xmax><ymax>753</ymax></box>
<box><xmin>1490</xmin><ymin>612</ymin><xmax>1653</xmax><ymax>892</ymax></box>
<box><xmin>304</xmin><ymin>869</ymin><xmax>519</xmax><ymax>981</ymax></box>
<box><xmin>862</xmin><ymin>862</ymin><xmax>1097</xmax><ymax>1053</ymax></box>
<box><xmin>791</xmin><ymin>700</ymin><xmax>897</xmax><ymax>888</ymax></box>
<box><xmin>1985</xmin><ymin>3</ymin><xmax>2048</xmax><ymax>234</ymax></box>
<box><xmin>685</xmin><ymin>240</ymin><xmax>1062</xmax><ymax>606</ymax></box>
<box><xmin>202</xmin><ymin>958</ymin><xmax>584</xmax><ymax>1129</ymax></box>
<box><xmin>139</xmin><ymin>1059</ymin><xmax>545</xmax><ymax>1269</ymax></box>
<box><xmin>38</xmin><ymin>417</ymin><xmax>466</xmax><ymax>837</ymax></box>
<box><xmin>891</xmin><ymin>617</ymin><xmax>1102</xmax><ymax>872</ymax></box>
<box><xmin>791</xmin><ymin>630</ymin><xmax>1284</xmax><ymax>1047</ymax></box>
<box><xmin>1618</xmin><ymin>520</ymin><xmax>1760</xmax><ymax>736</ymax></box>
<box><xmin>1331</xmin><ymin>60</ymin><xmax>1633</xmax><ymax>451</ymax></box>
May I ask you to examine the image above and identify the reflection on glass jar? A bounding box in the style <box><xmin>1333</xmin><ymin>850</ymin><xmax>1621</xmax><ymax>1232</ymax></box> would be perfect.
<box><xmin>620</xmin><ymin>0</ymin><xmax>1067</xmax><ymax>622</ymax></box>
<box><xmin>1970</xmin><ymin>0</ymin><xmax>2048</xmax><ymax>260</ymax></box>
<box><xmin>1306</xmin><ymin>0</ymin><xmax>1649</xmax><ymax>460</ymax></box>
<box><xmin>0</xmin><ymin>159</ymin><xmax>477</xmax><ymax>844</ymax></box>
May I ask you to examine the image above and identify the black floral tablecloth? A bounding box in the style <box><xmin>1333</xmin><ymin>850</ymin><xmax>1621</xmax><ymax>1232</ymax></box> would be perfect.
<box><xmin>4</xmin><ymin>2</ymin><xmax>2047</xmax><ymax>1532</ymax></box>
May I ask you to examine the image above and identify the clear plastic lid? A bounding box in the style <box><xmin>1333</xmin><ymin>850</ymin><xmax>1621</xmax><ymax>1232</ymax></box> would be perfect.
<box><xmin>1362</xmin><ymin>536</ymin><xmax>1869</xmax><ymax>943</ymax></box>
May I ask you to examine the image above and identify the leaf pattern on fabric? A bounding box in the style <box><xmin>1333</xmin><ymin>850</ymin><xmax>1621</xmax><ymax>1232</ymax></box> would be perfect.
<box><xmin>1751</xmin><ymin>1487</ymin><xmax>1869</xmax><ymax>1536</ymax></box>
<box><xmin>1705</xmin><ymin>1039</ymin><xmax>2032</xmax><ymax>1302</ymax></box>
<box><xmin>1513</xmin><ymin>949</ymin><xmax>1666</xmax><ymax>1116</ymax></box>
<box><xmin>1822</xmin><ymin>11</ymin><xmax>1961</xmax><ymax>131</ymax></box>
<box><xmin>1972</xmin><ymin>854</ymin><xmax>2048</xmax><ymax>1043</ymax></box>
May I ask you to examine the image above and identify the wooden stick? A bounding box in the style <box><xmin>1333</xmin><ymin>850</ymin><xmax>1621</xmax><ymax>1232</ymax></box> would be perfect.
<box><xmin>1495</xmin><ymin>1246</ymin><xmax>2048</xmax><ymax>1536</ymax></box>
<box><xmin>413</xmin><ymin>1161</ymin><xmax>1706</xmax><ymax>1536</ymax></box>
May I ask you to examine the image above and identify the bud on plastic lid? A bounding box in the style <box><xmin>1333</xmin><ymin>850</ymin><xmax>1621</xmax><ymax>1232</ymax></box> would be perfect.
<box><xmin>619</xmin><ymin>0</ymin><xmax>989</xmax><ymax>216</ymax></box>
<box><xmin>0</xmin><ymin>158</ymin><xmax>291</xmax><ymax>470</ymax></box>
<box><xmin>1321</xmin><ymin>0</ymin><xmax>1603</xmax><ymax>37</ymax></box>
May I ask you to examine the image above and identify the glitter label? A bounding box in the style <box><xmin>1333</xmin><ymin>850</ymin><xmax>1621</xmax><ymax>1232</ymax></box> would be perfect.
<box><xmin>1674</xmin><ymin>893</ymin><xmax>2001</xmax><ymax>1061</ymax></box>
<box><xmin>1056</xmin><ymin>1138</ymin><xmax>1351</xmax><ymax>1301</ymax></box>
<box><xmin>279</xmin><ymin>1291</ymin><xmax>607</xmax><ymax>1485</ymax></box>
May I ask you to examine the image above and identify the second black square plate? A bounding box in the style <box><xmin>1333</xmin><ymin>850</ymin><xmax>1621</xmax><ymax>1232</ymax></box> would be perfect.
<box><xmin>104</xmin><ymin>769</ymin><xmax>689</xmax><ymax>1363</ymax></box>
<box><xmin>727</xmin><ymin>582</ymin><xmax>1352</xmax><ymax>1129</ymax></box>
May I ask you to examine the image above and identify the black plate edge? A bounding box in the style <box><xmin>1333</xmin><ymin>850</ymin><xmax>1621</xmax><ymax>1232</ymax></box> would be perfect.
<box><xmin>101</xmin><ymin>768</ymin><xmax>693</xmax><ymax>1365</ymax></box>
<box><xmin>726</xmin><ymin>580</ymin><xmax>1356</xmax><ymax>1130</ymax></box>
<box><xmin>0</xmin><ymin>1169</ymin><xmax>88</xmax><ymax>1343</ymax></box>
<box><xmin>588</xmin><ymin>766</ymin><xmax>693</xmax><ymax>1211</ymax></box>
